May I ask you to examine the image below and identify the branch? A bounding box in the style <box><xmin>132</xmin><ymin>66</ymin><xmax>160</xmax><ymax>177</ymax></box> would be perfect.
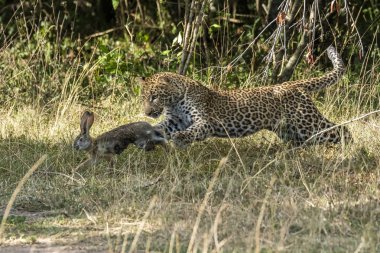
<box><xmin>182</xmin><ymin>0</ymin><xmax>206</xmax><ymax>75</ymax></box>
<box><xmin>277</xmin><ymin>33</ymin><xmax>308</xmax><ymax>82</ymax></box>
<box><xmin>178</xmin><ymin>0</ymin><xmax>196</xmax><ymax>75</ymax></box>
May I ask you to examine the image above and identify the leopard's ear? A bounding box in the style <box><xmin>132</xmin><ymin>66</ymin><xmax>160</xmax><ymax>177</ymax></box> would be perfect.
<box><xmin>135</xmin><ymin>76</ymin><xmax>147</xmax><ymax>86</ymax></box>
<box><xmin>160</xmin><ymin>76</ymin><xmax>171</xmax><ymax>84</ymax></box>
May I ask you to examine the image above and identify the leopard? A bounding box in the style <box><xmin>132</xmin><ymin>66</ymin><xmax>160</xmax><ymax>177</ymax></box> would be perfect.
<box><xmin>139</xmin><ymin>46</ymin><xmax>352</xmax><ymax>148</ymax></box>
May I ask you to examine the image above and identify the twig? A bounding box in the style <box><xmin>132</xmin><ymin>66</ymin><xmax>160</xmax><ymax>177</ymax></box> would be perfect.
<box><xmin>343</xmin><ymin>0</ymin><xmax>364</xmax><ymax>57</ymax></box>
<box><xmin>253</xmin><ymin>176</ymin><xmax>276</xmax><ymax>253</ymax></box>
<box><xmin>240</xmin><ymin>159</ymin><xmax>277</xmax><ymax>194</ymax></box>
<box><xmin>274</xmin><ymin>0</ymin><xmax>312</xmax><ymax>82</ymax></box>
<box><xmin>353</xmin><ymin>237</ymin><xmax>366</xmax><ymax>253</ymax></box>
<box><xmin>271</xmin><ymin>0</ymin><xmax>303</xmax><ymax>82</ymax></box>
<box><xmin>73</xmin><ymin>157</ymin><xmax>91</xmax><ymax>172</ymax></box>
<box><xmin>220</xmin><ymin>18</ymin><xmax>277</xmax><ymax>78</ymax></box>
<box><xmin>128</xmin><ymin>195</ymin><xmax>157</xmax><ymax>252</ymax></box>
<box><xmin>178</xmin><ymin>0</ymin><xmax>196</xmax><ymax>74</ymax></box>
<box><xmin>0</xmin><ymin>155</ymin><xmax>47</xmax><ymax>242</ymax></box>
<box><xmin>85</xmin><ymin>27</ymin><xmax>124</xmax><ymax>40</ymax></box>
<box><xmin>277</xmin><ymin>33</ymin><xmax>308</xmax><ymax>82</ymax></box>
<box><xmin>213</xmin><ymin>204</ymin><xmax>229</xmax><ymax>252</ymax></box>
<box><xmin>183</xmin><ymin>0</ymin><xmax>206</xmax><ymax>75</ymax></box>
<box><xmin>187</xmin><ymin>156</ymin><xmax>228</xmax><ymax>253</ymax></box>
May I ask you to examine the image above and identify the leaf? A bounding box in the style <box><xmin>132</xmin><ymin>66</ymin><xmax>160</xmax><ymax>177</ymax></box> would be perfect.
<box><xmin>305</xmin><ymin>45</ymin><xmax>315</xmax><ymax>65</ymax></box>
<box><xmin>276</xmin><ymin>12</ymin><xmax>287</xmax><ymax>26</ymax></box>
<box><xmin>112</xmin><ymin>0</ymin><xmax>120</xmax><ymax>10</ymax></box>
<box><xmin>98</xmin><ymin>44</ymin><xmax>109</xmax><ymax>53</ymax></box>
<box><xmin>210</xmin><ymin>24</ymin><xmax>221</xmax><ymax>29</ymax></box>
<box><xmin>172</xmin><ymin>32</ymin><xmax>183</xmax><ymax>46</ymax></box>
<box><xmin>161</xmin><ymin>50</ymin><xmax>171</xmax><ymax>56</ymax></box>
<box><xmin>209</xmin><ymin>23</ymin><xmax>221</xmax><ymax>33</ymax></box>
<box><xmin>330</xmin><ymin>0</ymin><xmax>340</xmax><ymax>13</ymax></box>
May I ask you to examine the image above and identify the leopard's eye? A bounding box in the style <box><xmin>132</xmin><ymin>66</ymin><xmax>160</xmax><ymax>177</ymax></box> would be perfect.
<box><xmin>150</xmin><ymin>95</ymin><xmax>158</xmax><ymax>102</ymax></box>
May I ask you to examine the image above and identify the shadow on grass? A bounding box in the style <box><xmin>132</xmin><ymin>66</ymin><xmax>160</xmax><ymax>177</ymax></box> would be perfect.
<box><xmin>0</xmin><ymin>134</ymin><xmax>379</xmax><ymax>251</ymax></box>
<box><xmin>0</xmin><ymin>135</ymin><xmax>171</xmax><ymax>213</ymax></box>
<box><xmin>0</xmin><ymin>134</ymin><xmax>373</xmax><ymax>214</ymax></box>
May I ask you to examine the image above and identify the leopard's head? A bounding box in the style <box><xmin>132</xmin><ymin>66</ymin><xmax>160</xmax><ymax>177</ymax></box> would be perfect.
<box><xmin>138</xmin><ymin>73</ymin><xmax>185</xmax><ymax>118</ymax></box>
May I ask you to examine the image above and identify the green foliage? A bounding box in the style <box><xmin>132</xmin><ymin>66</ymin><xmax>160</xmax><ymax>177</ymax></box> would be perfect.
<box><xmin>0</xmin><ymin>23</ymin><xmax>176</xmax><ymax>105</ymax></box>
<box><xmin>0</xmin><ymin>0</ymin><xmax>379</xmax><ymax>108</ymax></box>
<box><xmin>112</xmin><ymin>0</ymin><xmax>120</xmax><ymax>10</ymax></box>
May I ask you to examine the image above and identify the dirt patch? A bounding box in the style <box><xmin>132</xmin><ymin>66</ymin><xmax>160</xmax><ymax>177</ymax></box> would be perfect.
<box><xmin>0</xmin><ymin>245</ymin><xmax>107</xmax><ymax>253</ymax></box>
<box><xmin>0</xmin><ymin>209</ymin><xmax>109</xmax><ymax>253</ymax></box>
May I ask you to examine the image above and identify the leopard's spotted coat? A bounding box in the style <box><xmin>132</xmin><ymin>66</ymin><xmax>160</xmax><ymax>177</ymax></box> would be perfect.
<box><xmin>139</xmin><ymin>46</ymin><xmax>352</xmax><ymax>148</ymax></box>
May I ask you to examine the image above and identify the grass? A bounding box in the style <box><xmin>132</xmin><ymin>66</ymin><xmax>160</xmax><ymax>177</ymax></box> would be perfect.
<box><xmin>0</xmin><ymin>7</ymin><xmax>379</xmax><ymax>252</ymax></box>
<box><xmin>0</xmin><ymin>99</ymin><xmax>379</xmax><ymax>252</ymax></box>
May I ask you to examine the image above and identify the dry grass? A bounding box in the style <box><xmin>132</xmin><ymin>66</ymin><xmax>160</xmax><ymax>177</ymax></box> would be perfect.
<box><xmin>0</xmin><ymin>99</ymin><xmax>379</xmax><ymax>252</ymax></box>
<box><xmin>0</xmin><ymin>4</ymin><xmax>379</xmax><ymax>251</ymax></box>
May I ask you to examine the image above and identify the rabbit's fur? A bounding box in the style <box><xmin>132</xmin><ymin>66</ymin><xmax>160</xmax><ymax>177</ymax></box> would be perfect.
<box><xmin>73</xmin><ymin>111</ymin><xmax>167</xmax><ymax>167</ymax></box>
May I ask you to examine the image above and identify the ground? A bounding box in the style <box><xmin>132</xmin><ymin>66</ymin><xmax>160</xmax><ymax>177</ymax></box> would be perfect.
<box><xmin>0</xmin><ymin>100</ymin><xmax>379</xmax><ymax>252</ymax></box>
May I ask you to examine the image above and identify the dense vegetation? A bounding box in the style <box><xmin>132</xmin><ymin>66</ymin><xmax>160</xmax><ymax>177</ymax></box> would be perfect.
<box><xmin>0</xmin><ymin>0</ymin><xmax>379</xmax><ymax>105</ymax></box>
<box><xmin>0</xmin><ymin>1</ymin><xmax>379</xmax><ymax>252</ymax></box>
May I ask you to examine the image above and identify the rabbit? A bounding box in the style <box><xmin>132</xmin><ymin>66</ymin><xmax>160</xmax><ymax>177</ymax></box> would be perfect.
<box><xmin>73</xmin><ymin>111</ymin><xmax>168</xmax><ymax>167</ymax></box>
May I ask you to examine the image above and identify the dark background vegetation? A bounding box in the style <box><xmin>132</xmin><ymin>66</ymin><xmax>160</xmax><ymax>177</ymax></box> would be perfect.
<box><xmin>0</xmin><ymin>0</ymin><xmax>379</xmax><ymax>105</ymax></box>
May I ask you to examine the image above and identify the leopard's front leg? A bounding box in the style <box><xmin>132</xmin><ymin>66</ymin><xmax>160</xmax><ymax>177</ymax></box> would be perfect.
<box><xmin>154</xmin><ymin>119</ymin><xmax>175</xmax><ymax>139</ymax></box>
<box><xmin>155</xmin><ymin>114</ymin><xmax>189</xmax><ymax>140</ymax></box>
<box><xmin>171</xmin><ymin>121</ymin><xmax>212</xmax><ymax>148</ymax></box>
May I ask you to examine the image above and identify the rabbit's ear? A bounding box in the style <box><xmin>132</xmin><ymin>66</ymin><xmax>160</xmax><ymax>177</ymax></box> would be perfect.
<box><xmin>80</xmin><ymin>111</ymin><xmax>94</xmax><ymax>135</ymax></box>
<box><xmin>80</xmin><ymin>112</ymin><xmax>88</xmax><ymax>134</ymax></box>
<box><xmin>85</xmin><ymin>112</ymin><xmax>94</xmax><ymax>133</ymax></box>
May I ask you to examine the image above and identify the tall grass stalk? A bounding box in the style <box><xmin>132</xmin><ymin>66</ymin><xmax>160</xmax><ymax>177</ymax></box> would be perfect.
<box><xmin>0</xmin><ymin>155</ymin><xmax>47</xmax><ymax>242</ymax></box>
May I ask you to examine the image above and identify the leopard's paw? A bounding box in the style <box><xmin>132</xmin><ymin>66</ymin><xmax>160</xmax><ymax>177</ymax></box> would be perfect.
<box><xmin>171</xmin><ymin>132</ymin><xmax>191</xmax><ymax>149</ymax></box>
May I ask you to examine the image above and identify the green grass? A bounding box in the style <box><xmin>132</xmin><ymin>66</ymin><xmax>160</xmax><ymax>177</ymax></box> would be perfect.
<box><xmin>0</xmin><ymin>101</ymin><xmax>379</xmax><ymax>252</ymax></box>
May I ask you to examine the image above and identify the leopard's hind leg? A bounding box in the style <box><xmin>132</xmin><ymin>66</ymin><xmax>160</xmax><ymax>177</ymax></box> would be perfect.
<box><xmin>276</xmin><ymin>91</ymin><xmax>352</xmax><ymax>145</ymax></box>
<box><xmin>278</xmin><ymin>120</ymin><xmax>352</xmax><ymax>146</ymax></box>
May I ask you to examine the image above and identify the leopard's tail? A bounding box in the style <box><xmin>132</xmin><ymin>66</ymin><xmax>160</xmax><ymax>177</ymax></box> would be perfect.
<box><xmin>290</xmin><ymin>46</ymin><xmax>345</xmax><ymax>92</ymax></box>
